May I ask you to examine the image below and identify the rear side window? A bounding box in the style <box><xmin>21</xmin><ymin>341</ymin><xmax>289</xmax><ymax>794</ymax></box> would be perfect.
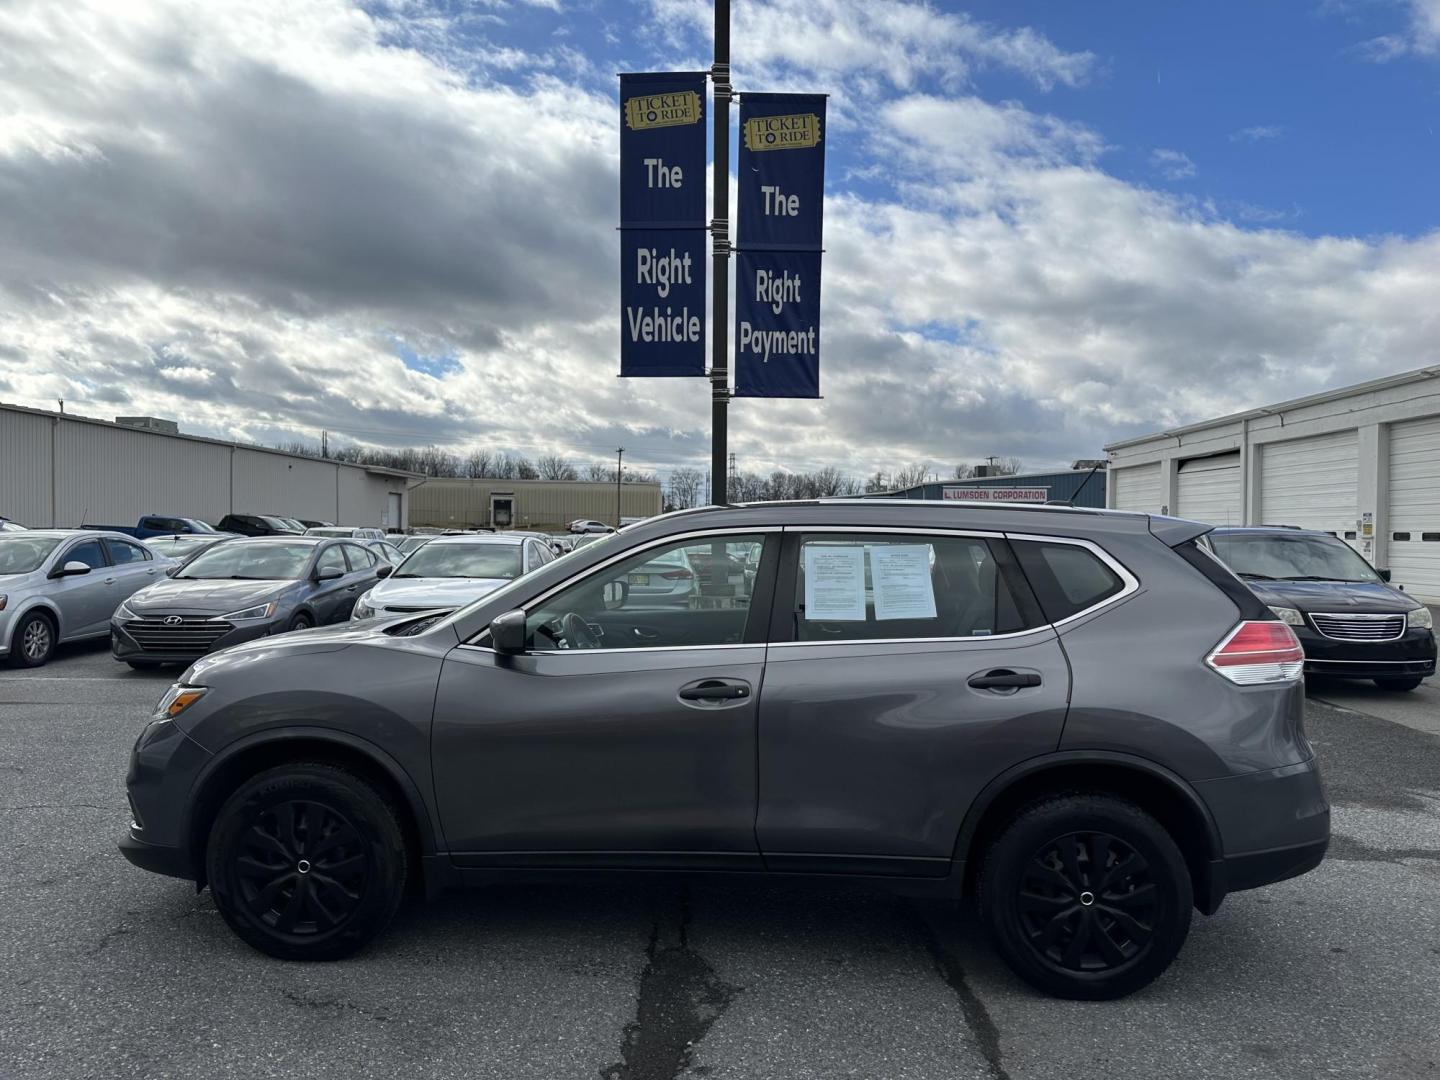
<box><xmin>343</xmin><ymin>543</ymin><xmax>377</xmax><ymax>570</ymax></box>
<box><xmin>106</xmin><ymin>538</ymin><xmax>151</xmax><ymax>564</ymax></box>
<box><xmin>790</xmin><ymin>533</ymin><xmax>1037</xmax><ymax>642</ymax></box>
<box><xmin>1011</xmin><ymin>540</ymin><xmax>1126</xmax><ymax>624</ymax></box>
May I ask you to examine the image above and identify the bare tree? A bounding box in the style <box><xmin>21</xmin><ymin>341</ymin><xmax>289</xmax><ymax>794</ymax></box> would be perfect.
<box><xmin>666</xmin><ymin>467</ymin><xmax>705</xmax><ymax>510</ymax></box>
<box><xmin>863</xmin><ymin>470</ymin><xmax>889</xmax><ymax>493</ymax></box>
<box><xmin>537</xmin><ymin>454</ymin><xmax>578</xmax><ymax>481</ymax></box>
<box><xmin>585</xmin><ymin>461</ymin><xmax>614</xmax><ymax>483</ymax></box>
<box><xmin>514</xmin><ymin>456</ymin><xmax>538</xmax><ymax>480</ymax></box>
<box><xmin>951</xmin><ymin>463</ymin><xmax>974</xmax><ymax>480</ymax></box>
<box><xmin>991</xmin><ymin>456</ymin><xmax>1023</xmax><ymax>476</ymax></box>
<box><xmin>890</xmin><ymin>463</ymin><xmax>933</xmax><ymax>490</ymax></box>
<box><xmin>463</xmin><ymin>450</ymin><xmax>494</xmax><ymax>478</ymax></box>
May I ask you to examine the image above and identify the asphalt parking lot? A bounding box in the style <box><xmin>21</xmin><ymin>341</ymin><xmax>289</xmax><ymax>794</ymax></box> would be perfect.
<box><xmin>1</xmin><ymin>642</ymin><xmax>1437</xmax><ymax>1080</ymax></box>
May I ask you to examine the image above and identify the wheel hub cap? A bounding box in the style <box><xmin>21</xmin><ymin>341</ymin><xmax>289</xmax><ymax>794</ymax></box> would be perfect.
<box><xmin>1016</xmin><ymin>830</ymin><xmax>1159</xmax><ymax>973</ymax></box>
<box><xmin>234</xmin><ymin>800</ymin><xmax>368</xmax><ymax>938</ymax></box>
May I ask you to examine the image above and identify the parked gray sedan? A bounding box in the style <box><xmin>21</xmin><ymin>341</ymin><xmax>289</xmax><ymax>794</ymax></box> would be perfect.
<box><xmin>120</xmin><ymin>501</ymin><xmax>1328</xmax><ymax>999</ymax></box>
<box><xmin>110</xmin><ymin>536</ymin><xmax>385</xmax><ymax>669</ymax></box>
<box><xmin>0</xmin><ymin>530</ymin><xmax>171</xmax><ymax>667</ymax></box>
<box><xmin>351</xmin><ymin>533</ymin><xmax>551</xmax><ymax>621</ymax></box>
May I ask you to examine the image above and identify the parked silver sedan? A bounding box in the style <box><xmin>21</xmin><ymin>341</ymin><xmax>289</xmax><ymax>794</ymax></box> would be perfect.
<box><xmin>0</xmin><ymin>530</ymin><xmax>172</xmax><ymax>668</ymax></box>
<box><xmin>351</xmin><ymin>534</ymin><xmax>550</xmax><ymax>620</ymax></box>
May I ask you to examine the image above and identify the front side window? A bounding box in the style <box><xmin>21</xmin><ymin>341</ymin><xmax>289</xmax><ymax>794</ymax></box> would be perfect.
<box><xmin>63</xmin><ymin>540</ymin><xmax>109</xmax><ymax>570</ymax></box>
<box><xmin>791</xmin><ymin>533</ymin><xmax>1033</xmax><ymax>642</ymax></box>
<box><xmin>523</xmin><ymin>534</ymin><xmax>766</xmax><ymax>650</ymax></box>
<box><xmin>1209</xmin><ymin>532</ymin><xmax>1380</xmax><ymax>584</ymax></box>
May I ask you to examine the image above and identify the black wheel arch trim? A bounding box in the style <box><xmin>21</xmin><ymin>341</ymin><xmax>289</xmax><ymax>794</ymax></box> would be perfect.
<box><xmin>185</xmin><ymin>726</ymin><xmax>443</xmax><ymax>876</ymax></box>
<box><xmin>950</xmin><ymin>749</ymin><xmax>1226</xmax><ymax>912</ymax></box>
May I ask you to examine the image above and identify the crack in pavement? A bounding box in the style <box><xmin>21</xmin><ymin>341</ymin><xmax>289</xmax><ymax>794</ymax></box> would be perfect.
<box><xmin>601</xmin><ymin>886</ymin><xmax>739</xmax><ymax>1080</ymax></box>
<box><xmin>909</xmin><ymin>901</ymin><xmax>1011</xmax><ymax>1080</ymax></box>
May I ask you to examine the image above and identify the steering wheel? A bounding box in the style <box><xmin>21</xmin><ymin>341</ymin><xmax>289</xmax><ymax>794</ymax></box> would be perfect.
<box><xmin>560</xmin><ymin>612</ymin><xmax>602</xmax><ymax>650</ymax></box>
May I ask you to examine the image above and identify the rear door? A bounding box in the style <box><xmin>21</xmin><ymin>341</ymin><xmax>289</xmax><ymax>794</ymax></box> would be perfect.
<box><xmin>755</xmin><ymin>528</ymin><xmax>1072</xmax><ymax>876</ymax></box>
<box><xmin>102</xmin><ymin>537</ymin><xmax>163</xmax><ymax>602</ymax></box>
<box><xmin>431</xmin><ymin>530</ymin><xmax>777</xmax><ymax>863</ymax></box>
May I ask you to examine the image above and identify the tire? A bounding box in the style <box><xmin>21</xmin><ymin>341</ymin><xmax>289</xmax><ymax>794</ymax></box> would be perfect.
<box><xmin>979</xmin><ymin>794</ymin><xmax>1193</xmax><ymax>1000</ymax></box>
<box><xmin>1374</xmin><ymin>676</ymin><xmax>1424</xmax><ymax>691</ymax></box>
<box><xmin>8</xmin><ymin>611</ymin><xmax>56</xmax><ymax>668</ymax></box>
<box><xmin>205</xmin><ymin>763</ymin><xmax>408</xmax><ymax>961</ymax></box>
<box><xmin>289</xmin><ymin>612</ymin><xmax>314</xmax><ymax>632</ymax></box>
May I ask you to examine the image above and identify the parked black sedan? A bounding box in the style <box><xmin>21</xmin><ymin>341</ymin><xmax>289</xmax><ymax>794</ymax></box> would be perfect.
<box><xmin>111</xmin><ymin>536</ymin><xmax>385</xmax><ymax>668</ymax></box>
<box><xmin>1206</xmin><ymin>527</ymin><xmax>1436</xmax><ymax>690</ymax></box>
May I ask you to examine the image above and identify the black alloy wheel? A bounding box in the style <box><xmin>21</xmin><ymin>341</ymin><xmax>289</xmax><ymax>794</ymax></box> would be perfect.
<box><xmin>207</xmin><ymin>763</ymin><xmax>408</xmax><ymax>960</ymax></box>
<box><xmin>980</xmin><ymin>794</ymin><xmax>1192</xmax><ymax>1000</ymax></box>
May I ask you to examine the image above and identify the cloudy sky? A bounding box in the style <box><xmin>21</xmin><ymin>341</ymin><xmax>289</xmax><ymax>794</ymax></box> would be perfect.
<box><xmin>2</xmin><ymin>0</ymin><xmax>1439</xmax><ymax>483</ymax></box>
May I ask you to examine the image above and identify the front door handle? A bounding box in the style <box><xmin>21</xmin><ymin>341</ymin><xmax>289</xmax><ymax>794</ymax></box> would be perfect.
<box><xmin>968</xmin><ymin>669</ymin><xmax>1042</xmax><ymax>691</ymax></box>
<box><xmin>678</xmin><ymin>678</ymin><xmax>751</xmax><ymax>704</ymax></box>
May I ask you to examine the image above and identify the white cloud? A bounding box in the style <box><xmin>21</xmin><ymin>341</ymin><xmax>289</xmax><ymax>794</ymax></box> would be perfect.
<box><xmin>1355</xmin><ymin>0</ymin><xmax>1440</xmax><ymax>59</ymax></box>
<box><xmin>1150</xmin><ymin>148</ymin><xmax>1197</xmax><ymax>180</ymax></box>
<box><xmin>1230</xmin><ymin>124</ymin><xmax>1284</xmax><ymax>142</ymax></box>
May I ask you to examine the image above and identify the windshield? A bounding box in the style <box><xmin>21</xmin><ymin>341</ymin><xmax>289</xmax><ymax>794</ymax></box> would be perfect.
<box><xmin>258</xmin><ymin>516</ymin><xmax>296</xmax><ymax>530</ymax></box>
<box><xmin>182</xmin><ymin>519</ymin><xmax>218</xmax><ymax>533</ymax></box>
<box><xmin>147</xmin><ymin>537</ymin><xmax>215</xmax><ymax>557</ymax></box>
<box><xmin>306</xmin><ymin>527</ymin><xmax>352</xmax><ymax>537</ymax></box>
<box><xmin>0</xmin><ymin>535</ymin><xmax>61</xmax><ymax>574</ymax></box>
<box><xmin>1210</xmin><ymin>533</ymin><xmax>1381</xmax><ymax>583</ymax></box>
<box><xmin>393</xmin><ymin>542</ymin><xmax>523</xmax><ymax>580</ymax></box>
<box><xmin>177</xmin><ymin>541</ymin><xmax>314</xmax><ymax>580</ymax></box>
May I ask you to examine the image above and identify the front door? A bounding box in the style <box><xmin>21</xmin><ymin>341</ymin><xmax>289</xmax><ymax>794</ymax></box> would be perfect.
<box><xmin>431</xmin><ymin>531</ymin><xmax>776</xmax><ymax>866</ymax></box>
<box><xmin>51</xmin><ymin>538</ymin><xmax>117</xmax><ymax>637</ymax></box>
<box><xmin>755</xmin><ymin>529</ymin><xmax>1072</xmax><ymax>876</ymax></box>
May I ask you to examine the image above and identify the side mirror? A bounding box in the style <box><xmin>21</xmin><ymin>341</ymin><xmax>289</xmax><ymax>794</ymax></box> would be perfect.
<box><xmin>315</xmin><ymin>566</ymin><xmax>344</xmax><ymax>581</ymax></box>
<box><xmin>165</xmin><ymin>565</ymin><xmax>180</xmax><ymax>577</ymax></box>
<box><xmin>376</xmin><ymin>564</ymin><xmax>393</xmax><ymax>578</ymax></box>
<box><xmin>1378</xmin><ymin>568</ymin><xmax>1392</xmax><ymax>583</ymax></box>
<box><xmin>490</xmin><ymin>609</ymin><xmax>527</xmax><ymax>653</ymax></box>
<box><xmin>603</xmin><ymin>579</ymin><xmax>628</xmax><ymax>611</ymax></box>
<box><xmin>50</xmin><ymin>560</ymin><xmax>92</xmax><ymax>579</ymax></box>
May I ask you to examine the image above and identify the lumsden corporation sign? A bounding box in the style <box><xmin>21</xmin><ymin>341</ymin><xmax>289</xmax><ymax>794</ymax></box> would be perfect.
<box><xmin>942</xmin><ymin>487</ymin><xmax>1049</xmax><ymax>503</ymax></box>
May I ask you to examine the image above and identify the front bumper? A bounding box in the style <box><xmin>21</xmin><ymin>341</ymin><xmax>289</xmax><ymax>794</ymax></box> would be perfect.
<box><xmin>120</xmin><ymin>717</ymin><xmax>214</xmax><ymax>881</ymax></box>
<box><xmin>1295</xmin><ymin>624</ymin><xmax>1436</xmax><ymax>680</ymax></box>
<box><xmin>111</xmin><ymin>616</ymin><xmax>279</xmax><ymax>662</ymax></box>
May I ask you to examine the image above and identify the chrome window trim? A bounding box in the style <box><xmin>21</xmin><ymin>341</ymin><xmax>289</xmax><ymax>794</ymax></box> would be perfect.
<box><xmin>1002</xmin><ymin>532</ymin><xmax>1141</xmax><ymax>630</ymax></box>
<box><xmin>462</xmin><ymin>526</ymin><xmax>781</xmax><ymax>649</ymax></box>
<box><xmin>766</xmin><ymin>626</ymin><xmax>1054</xmax><ymax>650</ymax></box>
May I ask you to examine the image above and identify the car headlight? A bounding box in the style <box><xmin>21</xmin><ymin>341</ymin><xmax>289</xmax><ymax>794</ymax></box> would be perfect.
<box><xmin>153</xmin><ymin>683</ymin><xmax>207</xmax><ymax>722</ymax></box>
<box><xmin>215</xmin><ymin>600</ymin><xmax>277</xmax><ymax>622</ymax></box>
<box><xmin>351</xmin><ymin>592</ymin><xmax>376</xmax><ymax>620</ymax></box>
<box><xmin>114</xmin><ymin>599</ymin><xmax>137</xmax><ymax>621</ymax></box>
<box><xmin>0</xmin><ymin>593</ymin><xmax>8</xmax><ymax>612</ymax></box>
<box><xmin>1409</xmin><ymin>607</ymin><xmax>1434</xmax><ymax>631</ymax></box>
<box><xmin>1268</xmin><ymin>606</ymin><xmax>1305</xmax><ymax>627</ymax></box>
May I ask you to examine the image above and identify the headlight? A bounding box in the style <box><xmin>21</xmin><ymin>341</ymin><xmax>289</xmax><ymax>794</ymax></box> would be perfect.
<box><xmin>1409</xmin><ymin>607</ymin><xmax>1434</xmax><ymax>631</ymax></box>
<box><xmin>215</xmin><ymin>600</ymin><xmax>277</xmax><ymax>622</ymax></box>
<box><xmin>153</xmin><ymin>683</ymin><xmax>207</xmax><ymax>722</ymax></box>
<box><xmin>1268</xmin><ymin>606</ymin><xmax>1305</xmax><ymax>627</ymax></box>
<box><xmin>351</xmin><ymin>592</ymin><xmax>376</xmax><ymax>620</ymax></box>
<box><xmin>0</xmin><ymin>593</ymin><xmax>8</xmax><ymax>612</ymax></box>
<box><xmin>114</xmin><ymin>599</ymin><xmax>137</xmax><ymax>621</ymax></box>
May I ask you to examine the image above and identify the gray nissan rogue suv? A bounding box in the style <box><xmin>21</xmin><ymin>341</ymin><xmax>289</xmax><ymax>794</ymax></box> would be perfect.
<box><xmin>120</xmin><ymin>501</ymin><xmax>1328</xmax><ymax>999</ymax></box>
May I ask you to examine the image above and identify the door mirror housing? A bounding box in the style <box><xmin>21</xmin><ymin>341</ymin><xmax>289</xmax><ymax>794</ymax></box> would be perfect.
<box><xmin>1378</xmin><ymin>568</ymin><xmax>1392</xmax><ymax>583</ymax></box>
<box><xmin>50</xmin><ymin>560</ymin><xmax>92</xmax><ymax>579</ymax></box>
<box><xmin>315</xmin><ymin>565</ymin><xmax>345</xmax><ymax>582</ymax></box>
<box><xmin>165</xmin><ymin>565</ymin><xmax>180</xmax><ymax>577</ymax></box>
<box><xmin>490</xmin><ymin>609</ymin><xmax>527</xmax><ymax>653</ymax></box>
<box><xmin>376</xmin><ymin>564</ymin><xmax>393</xmax><ymax>579</ymax></box>
<box><xmin>603</xmin><ymin>579</ymin><xmax>628</xmax><ymax>611</ymax></box>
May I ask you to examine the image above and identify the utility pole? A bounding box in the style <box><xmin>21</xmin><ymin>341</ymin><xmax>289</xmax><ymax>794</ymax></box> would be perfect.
<box><xmin>710</xmin><ymin>0</ymin><xmax>731</xmax><ymax>506</ymax></box>
<box><xmin>321</xmin><ymin>429</ymin><xmax>328</xmax><ymax>458</ymax></box>
<box><xmin>615</xmin><ymin>446</ymin><xmax>625</xmax><ymax>528</ymax></box>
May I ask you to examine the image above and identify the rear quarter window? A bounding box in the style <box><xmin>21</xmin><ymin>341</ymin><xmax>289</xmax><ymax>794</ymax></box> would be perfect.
<box><xmin>1012</xmin><ymin>540</ymin><xmax>1126</xmax><ymax>623</ymax></box>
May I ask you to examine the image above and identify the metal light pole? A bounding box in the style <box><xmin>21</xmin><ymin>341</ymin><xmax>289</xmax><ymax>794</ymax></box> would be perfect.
<box><xmin>615</xmin><ymin>446</ymin><xmax>625</xmax><ymax>527</ymax></box>
<box><xmin>710</xmin><ymin>0</ymin><xmax>731</xmax><ymax>506</ymax></box>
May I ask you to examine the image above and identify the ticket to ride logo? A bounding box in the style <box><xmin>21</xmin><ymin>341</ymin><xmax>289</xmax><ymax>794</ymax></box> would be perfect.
<box><xmin>743</xmin><ymin>113</ymin><xmax>822</xmax><ymax>152</ymax></box>
<box><xmin>625</xmin><ymin>91</ymin><xmax>703</xmax><ymax>130</ymax></box>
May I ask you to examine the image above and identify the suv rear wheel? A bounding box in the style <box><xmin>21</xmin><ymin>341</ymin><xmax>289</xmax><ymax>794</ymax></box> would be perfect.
<box><xmin>1374</xmin><ymin>676</ymin><xmax>1424</xmax><ymax>692</ymax></box>
<box><xmin>979</xmin><ymin>794</ymin><xmax>1192</xmax><ymax>1000</ymax></box>
<box><xmin>205</xmin><ymin>763</ymin><xmax>408</xmax><ymax>960</ymax></box>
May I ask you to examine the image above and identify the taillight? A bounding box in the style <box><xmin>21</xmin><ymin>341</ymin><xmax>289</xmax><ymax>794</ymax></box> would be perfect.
<box><xmin>661</xmin><ymin>568</ymin><xmax>693</xmax><ymax>580</ymax></box>
<box><xmin>1206</xmin><ymin>620</ymin><xmax>1305</xmax><ymax>685</ymax></box>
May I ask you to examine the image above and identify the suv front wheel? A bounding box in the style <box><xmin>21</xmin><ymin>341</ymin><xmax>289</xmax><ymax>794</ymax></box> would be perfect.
<box><xmin>979</xmin><ymin>794</ymin><xmax>1193</xmax><ymax>1000</ymax></box>
<box><xmin>206</xmin><ymin>763</ymin><xmax>409</xmax><ymax>960</ymax></box>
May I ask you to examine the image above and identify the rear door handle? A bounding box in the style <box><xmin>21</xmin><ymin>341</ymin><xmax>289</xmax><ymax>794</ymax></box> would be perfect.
<box><xmin>967</xmin><ymin>670</ymin><xmax>1042</xmax><ymax>691</ymax></box>
<box><xmin>678</xmin><ymin>678</ymin><xmax>751</xmax><ymax>704</ymax></box>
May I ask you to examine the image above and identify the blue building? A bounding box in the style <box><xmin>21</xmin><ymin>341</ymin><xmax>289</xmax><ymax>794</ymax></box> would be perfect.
<box><xmin>862</xmin><ymin>466</ymin><xmax>1107</xmax><ymax>508</ymax></box>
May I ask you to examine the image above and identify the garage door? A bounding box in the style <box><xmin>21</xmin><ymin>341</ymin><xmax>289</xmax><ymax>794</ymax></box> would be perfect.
<box><xmin>1176</xmin><ymin>453</ymin><xmax>1241</xmax><ymax>524</ymax></box>
<box><xmin>1259</xmin><ymin>431</ymin><xmax>1358</xmax><ymax>535</ymax></box>
<box><xmin>1388</xmin><ymin>417</ymin><xmax>1440</xmax><ymax>602</ymax></box>
<box><xmin>1112</xmin><ymin>464</ymin><xmax>1163</xmax><ymax>513</ymax></box>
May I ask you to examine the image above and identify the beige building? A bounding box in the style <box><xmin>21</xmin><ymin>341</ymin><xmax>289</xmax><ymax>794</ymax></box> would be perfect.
<box><xmin>408</xmin><ymin>477</ymin><xmax>663</xmax><ymax>531</ymax></box>
<box><xmin>0</xmin><ymin>403</ymin><xmax>415</xmax><ymax>529</ymax></box>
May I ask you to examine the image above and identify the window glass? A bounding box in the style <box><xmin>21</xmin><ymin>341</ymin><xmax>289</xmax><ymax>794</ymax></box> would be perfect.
<box><xmin>0</xmin><ymin>535</ymin><xmax>61</xmax><ymax>574</ymax></box>
<box><xmin>1208</xmin><ymin>532</ymin><xmax>1379</xmax><ymax>584</ymax></box>
<box><xmin>342</xmin><ymin>543</ymin><xmax>376</xmax><ymax>570</ymax></box>
<box><xmin>792</xmin><ymin>534</ymin><xmax>1030</xmax><ymax>642</ymax></box>
<box><xmin>1012</xmin><ymin>540</ymin><xmax>1125</xmax><ymax>623</ymax></box>
<box><xmin>318</xmin><ymin>545</ymin><xmax>348</xmax><ymax>573</ymax></box>
<box><xmin>177</xmin><ymin>541</ymin><xmax>311</xmax><ymax>580</ymax></box>
<box><xmin>107</xmin><ymin>539</ymin><xmax>151</xmax><ymax>564</ymax></box>
<box><xmin>63</xmin><ymin>540</ymin><xmax>109</xmax><ymax>570</ymax></box>
<box><xmin>524</xmin><ymin>534</ymin><xmax>765</xmax><ymax>650</ymax></box>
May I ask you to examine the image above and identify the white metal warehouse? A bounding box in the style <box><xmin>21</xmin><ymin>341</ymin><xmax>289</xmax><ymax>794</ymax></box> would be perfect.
<box><xmin>0</xmin><ymin>403</ymin><xmax>415</xmax><ymax>530</ymax></box>
<box><xmin>1106</xmin><ymin>366</ymin><xmax>1440</xmax><ymax>601</ymax></box>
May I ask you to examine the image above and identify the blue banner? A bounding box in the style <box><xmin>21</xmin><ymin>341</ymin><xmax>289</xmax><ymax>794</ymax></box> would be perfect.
<box><xmin>620</xmin><ymin>72</ymin><xmax>708</xmax><ymax>377</ymax></box>
<box><xmin>735</xmin><ymin>94</ymin><xmax>826</xmax><ymax>397</ymax></box>
<box><xmin>734</xmin><ymin>249</ymin><xmax>821</xmax><ymax>398</ymax></box>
